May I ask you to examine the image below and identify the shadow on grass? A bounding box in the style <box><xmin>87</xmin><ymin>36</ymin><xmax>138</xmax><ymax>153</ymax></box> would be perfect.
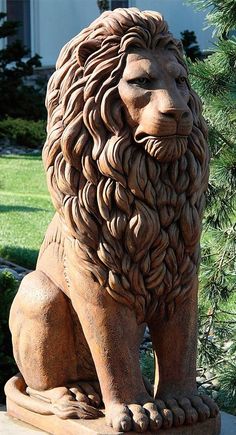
<box><xmin>0</xmin><ymin>245</ymin><xmax>38</xmax><ymax>270</ymax></box>
<box><xmin>0</xmin><ymin>204</ymin><xmax>46</xmax><ymax>213</ymax></box>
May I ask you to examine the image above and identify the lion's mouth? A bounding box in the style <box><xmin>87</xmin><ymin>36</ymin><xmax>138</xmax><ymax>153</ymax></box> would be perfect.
<box><xmin>134</xmin><ymin>134</ymin><xmax>188</xmax><ymax>162</ymax></box>
<box><xmin>135</xmin><ymin>133</ymin><xmax>188</xmax><ymax>143</ymax></box>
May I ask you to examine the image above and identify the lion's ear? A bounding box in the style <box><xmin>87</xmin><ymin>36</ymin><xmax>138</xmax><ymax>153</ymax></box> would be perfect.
<box><xmin>77</xmin><ymin>40</ymin><xmax>100</xmax><ymax>66</ymax></box>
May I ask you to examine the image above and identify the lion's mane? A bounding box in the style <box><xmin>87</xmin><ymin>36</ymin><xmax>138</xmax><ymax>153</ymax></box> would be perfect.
<box><xmin>43</xmin><ymin>8</ymin><xmax>209</xmax><ymax>323</ymax></box>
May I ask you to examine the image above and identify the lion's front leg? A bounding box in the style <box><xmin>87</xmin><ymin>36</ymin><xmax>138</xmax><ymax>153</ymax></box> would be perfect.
<box><xmin>149</xmin><ymin>281</ymin><xmax>219</xmax><ymax>429</ymax></box>
<box><xmin>70</xmin><ymin>273</ymin><xmax>162</xmax><ymax>432</ymax></box>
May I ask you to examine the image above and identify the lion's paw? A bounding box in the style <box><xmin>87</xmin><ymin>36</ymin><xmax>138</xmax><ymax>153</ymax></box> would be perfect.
<box><xmin>177</xmin><ymin>395</ymin><xmax>219</xmax><ymax>424</ymax></box>
<box><xmin>69</xmin><ymin>380</ymin><xmax>102</xmax><ymax>408</ymax></box>
<box><xmin>106</xmin><ymin>402</ymin><xmax>163</xmax><ymax>432</ymax></box>
<box><xmin>27</xmin><ymin>383</ymin><xmax>103</xmax><ymax>420</ymax></box>
<box><xmin>189</xmin><ymin>395</ymin><xmax>219</xmax><ymax>421</ymax></box>
<box><xmin>156</xmin><ymin>394</ymin><xmax>219</xmax><ymax>428</ymax></box>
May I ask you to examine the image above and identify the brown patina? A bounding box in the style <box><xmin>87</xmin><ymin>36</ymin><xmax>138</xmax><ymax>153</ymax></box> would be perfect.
<box><xmin>5</xmin><ymin>8</ymin><xmax>220</xmax><ymax>434</ymax></box>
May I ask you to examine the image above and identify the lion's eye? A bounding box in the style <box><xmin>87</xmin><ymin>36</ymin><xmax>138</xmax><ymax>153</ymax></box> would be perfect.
<box><xmin>128</xmin><ymin>77</ymin><xmax>150</xmax><ymax>86</ymax></box>
<box><xmin>176</xmin><ymin>76</ymin><xmax>187</xmax><ymax>85</ymax></box>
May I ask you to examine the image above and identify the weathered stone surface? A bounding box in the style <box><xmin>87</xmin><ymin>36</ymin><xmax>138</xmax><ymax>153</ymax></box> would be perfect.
<box><xmin>5</xmin><ymin>400</ymin><xmax>221</xmax><ymax>434</ymax></box>
<box><xmin>2</xmin><ymin>408</ymin><xmax>236</xmax><ymax>435</ymax></box>
<box><xmin>5</xmin><ymin>7</ymin><xmax>220</xmax><ymax>434</ymax></box>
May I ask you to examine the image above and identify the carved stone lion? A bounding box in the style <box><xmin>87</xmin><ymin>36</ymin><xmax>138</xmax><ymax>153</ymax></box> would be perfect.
<box><xmin>6</xmin><ymin>8</ymin><xmax>220</xmax><ymax>433</ymax></box>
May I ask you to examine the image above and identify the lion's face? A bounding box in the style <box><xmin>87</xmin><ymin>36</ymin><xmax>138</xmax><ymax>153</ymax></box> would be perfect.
<box><xmin>118</xmin><ymin>48</ymin><xmax>193</xmax><ymax>162</ymax></box>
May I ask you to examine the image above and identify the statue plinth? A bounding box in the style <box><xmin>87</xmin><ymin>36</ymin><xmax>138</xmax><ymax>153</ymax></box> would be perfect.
<box><xmin>7</xmin><ymin>397</ymin><xmax>221</xmax><ymax>435</ymax></box>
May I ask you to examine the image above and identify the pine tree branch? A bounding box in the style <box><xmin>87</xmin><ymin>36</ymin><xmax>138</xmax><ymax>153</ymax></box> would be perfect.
<box><xmin>214</xmin><ymin>320</ymin><xmax>236</xmax><ymax>324</ymax></box>
<box><xmin>214</xmin><ymin>132</ymin><xmax>235</xmax><ymax>154</ymax></box>
<box><xmin>218</xmin><ymin>240</ymin><xmax>229</xmax><ymax>270</ymax></box>
<box><xmin>218</xmin><ymin>309</ymin><xmax>236</xmax><ymax>316</ymax></box>
<box><xmin>204</xmin><ymin>307</ymin><xmax>216</xmax><ymax>344</ymax></box>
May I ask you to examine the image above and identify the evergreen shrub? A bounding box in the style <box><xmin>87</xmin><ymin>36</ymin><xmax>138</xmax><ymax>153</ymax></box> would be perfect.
<box><xmin>0</xmin><ymin>117</ymin><xmax>46</xmax><ymax>148</ymax></box>
<box><xmin>0</xmin><ymin>12</ymin><xmax>46</xmax><ymax>120</ymax></box>
<box><xmin>0</xmin><ymin>271</ymin><xmax>18</xmax><ymax>403</ymax></box>
<box><xmin>187</xmin><ymin>0</ymin><xmax>236</xmax><ymax>415</ymax></box>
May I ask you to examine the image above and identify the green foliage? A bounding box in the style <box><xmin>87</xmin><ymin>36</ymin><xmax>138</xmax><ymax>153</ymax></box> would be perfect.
<box><xmin>188</xmin><ymin>0</ymin><xmax>236</xmax><ymax>415</ymax></box>
<box><xmin>190</xmin><ymin>39</ymin><xmax>236</xmax><ymax>96</ymax></box>
<box><xmin>0</xmin><ymin>12</ymin><xmax>18</xmax><ymax>38</ymax></box>
<box><xmin>0</xmin><ymin>12</ymin><xmax>46</xmax><ymax>120</ymax></box>
<box><xmin>186</xmin><ymin>0</ymin><xmax>236</xmax><ymax>37</ymax></box>
<box><xmin>181</xmin><ymin>30</ymin><xmax>202</xmax><ymax>61</ymax></box>
<box><xmin>217</xmin><ymin>362</ymin><xmax>236</xmax><ymax>414</ymax></box>
<box><xmin>0</xmin><ymin>271</ymin><xmax>18</xmax><ymax>402</ymax></box>
<box><xmin>97</xmin><ymin>1</ymin><xmax>109</xmax><ymax>12</ymax></box>
<box><xmin>198</xmin><ymin>301</ymin><xmax>236</xmax><ymax>414</ymax></box>
<box><xmin>0</xmin><ymin>117</ymin><xmax>46</xmax><ymax>148</ymax></box>
<box><xmin>140</xmin><ymin>351</ymin><xmax>154</xmax><ymax>384</ymax></box>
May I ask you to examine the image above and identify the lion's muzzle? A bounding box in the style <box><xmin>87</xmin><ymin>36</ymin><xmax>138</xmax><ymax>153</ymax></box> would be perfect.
<box><xmin>135</xmin><ymin>134</ymin><xmax>188</xmax><ymax>162</ymax></box>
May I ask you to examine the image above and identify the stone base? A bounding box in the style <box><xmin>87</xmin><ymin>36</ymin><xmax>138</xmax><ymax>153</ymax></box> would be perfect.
<box><xmin>7</xmin><ymin>397</ymin><xmax>221</xmax><ymax>435</ymax></box>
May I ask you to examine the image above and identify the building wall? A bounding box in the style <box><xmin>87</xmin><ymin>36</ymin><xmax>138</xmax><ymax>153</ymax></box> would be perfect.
<box><xmin>31</xmin><ymin>0</ymin><xmax>100</xmax><ymax>67</ymax></box>
<box><xmin>2</xmin><ymin>0</ymin><xmax>214</xmax><ymax>67</ymax></box>
<box><xmin>137</xmin><ymin>0</ymin><xmax>213</xmax><ymax>53</ymax></box>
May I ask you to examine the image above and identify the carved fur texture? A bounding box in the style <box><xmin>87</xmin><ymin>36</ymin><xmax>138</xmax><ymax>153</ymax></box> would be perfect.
<box><xmin>43</xmin><ymin>8</ymin><xmax>209</xmax><ymax>323</ymax></box>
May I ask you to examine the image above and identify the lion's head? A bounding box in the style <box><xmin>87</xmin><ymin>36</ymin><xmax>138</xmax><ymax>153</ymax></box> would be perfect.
<box><xmin>43</xmin><ymin>8</ymin><xmax>209</xmax><ymax>322</ymax></box>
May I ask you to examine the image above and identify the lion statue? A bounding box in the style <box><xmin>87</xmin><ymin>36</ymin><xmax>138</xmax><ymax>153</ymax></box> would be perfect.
<box><xmin>5</xmin><ymin>8</ymin><xmax>220</xmax><ymax>434</ymax></box>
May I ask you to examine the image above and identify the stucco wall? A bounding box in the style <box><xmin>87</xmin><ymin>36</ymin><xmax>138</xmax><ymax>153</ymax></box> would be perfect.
<box><xmin>137</xmin><ymin>0</ymin><xmax>213</xmax><ymax>53</ymax></box>
<box><xmin>31</xmin><ymin>0</ymin><xmax>213</xmax><ymax>67</ymax></box>
<box><xmin>31</xmin><ymin>0</ymin><xmax>100</xmax><ymax>66</ymax></box>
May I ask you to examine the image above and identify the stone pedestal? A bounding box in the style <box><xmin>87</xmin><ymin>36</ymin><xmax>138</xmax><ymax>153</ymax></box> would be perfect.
<box><xmin>6</xmin><ymin>398</ymin><xmax>221</xmax><ymax>435</ymax></box>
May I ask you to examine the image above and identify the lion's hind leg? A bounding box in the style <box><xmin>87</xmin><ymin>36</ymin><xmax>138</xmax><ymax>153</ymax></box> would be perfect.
<box><xmin>7</xmin><ymin>270</ymin><xmax>102</xmax><ymax>419</ymax></box>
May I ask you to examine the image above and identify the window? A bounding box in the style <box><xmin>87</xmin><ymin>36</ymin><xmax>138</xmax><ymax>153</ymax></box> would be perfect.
<box><xmin>110</xmin><ymin>1</ymin><xmax>129</xmax><ymax>10</ymax></box>
<box><xmin>7</xmin><ymin>0</ymin><xmax>31</xmax><ymax>51</ymax></box>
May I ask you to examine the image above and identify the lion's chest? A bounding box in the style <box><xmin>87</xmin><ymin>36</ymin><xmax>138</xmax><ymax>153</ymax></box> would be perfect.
<box><xmin>114</xmin><ymin>189</ymin><xmax>200</xmax><ymax>319</ymax></box>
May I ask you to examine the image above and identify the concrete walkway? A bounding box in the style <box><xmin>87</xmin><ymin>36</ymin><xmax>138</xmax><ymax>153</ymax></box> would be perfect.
<box><xmin>0</xmin><ymin>407</ymin><xmax>235</xmax><ymax>434</ymax></box>
<box><xmin>0</xmin><ymin>406</ymin><xmax>46</xmax><ymax>434</ymax></box>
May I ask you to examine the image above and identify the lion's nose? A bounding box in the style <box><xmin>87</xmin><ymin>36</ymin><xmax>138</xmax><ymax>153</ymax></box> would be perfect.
<box><xmin>161</xmin><ymin>108</ymin><xmax>190</xmax><ymax>123</ymax></box>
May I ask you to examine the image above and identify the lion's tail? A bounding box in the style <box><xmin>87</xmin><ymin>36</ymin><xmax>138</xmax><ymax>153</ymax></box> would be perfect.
<box><xmin>5</xmin><ymin>373</ymin><xmax>103</xmax><ymax>419</ymax></box>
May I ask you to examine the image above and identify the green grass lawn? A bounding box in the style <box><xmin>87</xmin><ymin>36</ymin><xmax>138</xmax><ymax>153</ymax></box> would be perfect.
<box><xmin>0</xmin><ymin>154</ymin><xmax>54</xmax><ymax>268</ymax></box>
